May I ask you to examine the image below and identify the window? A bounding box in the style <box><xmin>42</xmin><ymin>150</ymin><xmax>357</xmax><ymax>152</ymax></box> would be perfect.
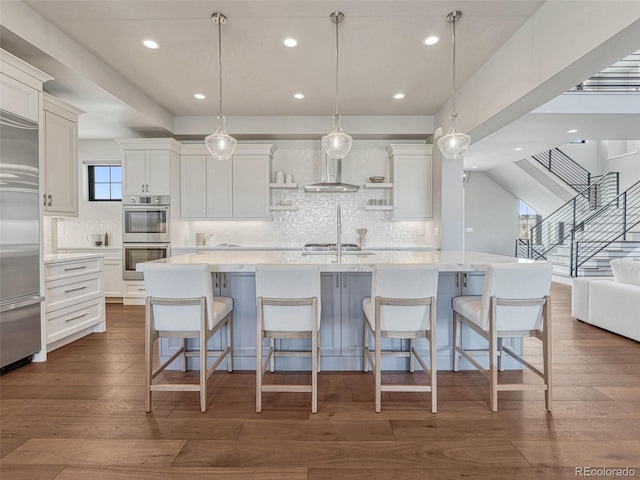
<box><xmin>519</xmin><ymin>201</ymin><xmax>541</xmax><ymax>240</ymax></box>
<box><xmin>88</xmin><ymin>165</ymin><xmax>122</xmax><ymax>201</ymax></box>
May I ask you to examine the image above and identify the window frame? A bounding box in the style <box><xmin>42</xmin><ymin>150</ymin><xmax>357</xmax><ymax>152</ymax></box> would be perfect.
<box><xmin>87</xmin><ymin>164</ymin><xmax>122</xmax><ymax>202</ymax></box>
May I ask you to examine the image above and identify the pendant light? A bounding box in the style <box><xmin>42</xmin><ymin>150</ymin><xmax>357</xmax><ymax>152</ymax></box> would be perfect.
<box><xmin>321</xmin><ymin>12</ymin><xmax>353</xmax><ymax>160</ymax></box>
<box><xmin>205</xmin><ymin>13</ymin><xmax>237</xmax><ymax>161</ymax></box>
<box><xmin>437</xmin><ymin>11</ymin><xmax>471</xmax><ymax>160</ymax></box>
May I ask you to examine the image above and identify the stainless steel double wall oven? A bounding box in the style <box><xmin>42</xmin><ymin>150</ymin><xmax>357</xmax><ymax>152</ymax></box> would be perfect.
<box><xmin>122</xmin><ymin>195</ymin><xmax>170</xmax><ymax>280</ymax></box>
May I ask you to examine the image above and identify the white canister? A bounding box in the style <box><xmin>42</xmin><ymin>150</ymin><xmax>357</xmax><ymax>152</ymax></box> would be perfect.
<box><xmin>205</xmin><ymin>234</ymin><xmax>215</xmax><ymax>246</ymax></box>
<box><xmin>285</xmin><ymin>173</ymin><xmax>294</xmax><ymax>184</ymax></box>
<box><xmin>274</xmin><ymin>171</ymin><xmax>285</xmax><ymax>183</ymax></box>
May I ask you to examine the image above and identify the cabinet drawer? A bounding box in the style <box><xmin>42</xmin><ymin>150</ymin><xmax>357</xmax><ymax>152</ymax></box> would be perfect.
<box><xmin>45</xmin><ymin>257</ymin><xmax>103</xmax><ymax>281</ymax></box>
<box><xmin>125</xmin><ymin>282</ymin><xmax>146</xmax><ymax>297</ymax></box>
<box><xmin>45</xmin><ymin>273</ymin><xmax>104</xmax><ymax>312</ymax></box>
<box><xmin>47</xmin><ymin>298</ymin><xmax>105</xmax><ymax>344</ymax></box>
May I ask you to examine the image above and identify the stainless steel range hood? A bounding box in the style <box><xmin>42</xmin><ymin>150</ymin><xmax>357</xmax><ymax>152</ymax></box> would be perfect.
<box><xmin>304</xmin><ymin>155</ymin><xmax>359</xmax><ymax>193</ymax></box>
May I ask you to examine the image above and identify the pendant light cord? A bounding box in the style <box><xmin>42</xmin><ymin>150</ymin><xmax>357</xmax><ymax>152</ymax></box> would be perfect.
<box><xmin>218</xmin><ymin>14</ymin><xmax>223</xmax><ymax>116</ymax></box>
<box><xmin>334</xmin><ymin>17</ymin><xmax>340</xmax><ymax>116</ymax></box>
<box><xmin>451</xmin><ymin>16</ymin><xmax>457</xmax><ymax>114</ymax></box>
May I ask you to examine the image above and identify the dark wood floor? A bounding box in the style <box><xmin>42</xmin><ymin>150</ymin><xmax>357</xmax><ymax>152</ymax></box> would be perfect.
<box><xmin>1</xmin><ymin>283</ymin><xmax>639</xmax><ymax>479</ymax></box>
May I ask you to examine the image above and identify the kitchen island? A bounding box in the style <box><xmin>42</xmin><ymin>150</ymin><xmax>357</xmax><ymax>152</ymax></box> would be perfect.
<box><xmin>140</xmin><ymin>250</ymin><xmax>537</xmax><ymax>371</ymax></box>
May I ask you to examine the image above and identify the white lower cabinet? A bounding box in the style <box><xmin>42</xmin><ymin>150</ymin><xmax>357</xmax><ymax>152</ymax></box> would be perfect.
<box><xmin>44</xmin><ymin>256</ymin><xmax>106</xmax><ymax>353</ymax></box>
<box><xmin>57</xmin><ymin>249</ymin><xmax>123</xmax><ymax>298</ymax></box>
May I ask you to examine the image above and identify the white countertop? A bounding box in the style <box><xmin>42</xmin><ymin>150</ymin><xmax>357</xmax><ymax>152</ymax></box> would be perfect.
<box><xmin>138</xmin><ymin>250</ymin><xmax>537</xmax><ymax>273</ymax></box>
<box><xmin>44</xmin><ymin>253</ymin><xmax>104</xmax><ymax>264</ymax></box>
<box><xmin>171</xmin><ymin>245</ymin><xmax>438</xmax><ymax>252</ymax></box>
<box><xmin>58</xmin><ymin>246</ymin><xmax>122</xmax><ymax>251</ymax></box>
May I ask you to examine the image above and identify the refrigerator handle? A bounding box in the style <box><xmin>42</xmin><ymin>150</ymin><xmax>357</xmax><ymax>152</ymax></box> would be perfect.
<box><xmin>0</xmin><ymin>295</ymin><xmax>44</xmax><ymax>313</ymax></box>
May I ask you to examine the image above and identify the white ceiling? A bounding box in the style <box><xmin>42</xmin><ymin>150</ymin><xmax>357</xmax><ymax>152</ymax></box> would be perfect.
<box><xmin>1</xmin><ymin>0</ymin><xmax>638</xmax><ymax>173</ymax></box>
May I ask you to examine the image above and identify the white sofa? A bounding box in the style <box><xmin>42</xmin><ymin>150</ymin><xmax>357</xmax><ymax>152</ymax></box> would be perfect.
<box><xmin>572</xmin><ymin>259</ymin><xmax>640</xmax><ymax>342</ymax></box>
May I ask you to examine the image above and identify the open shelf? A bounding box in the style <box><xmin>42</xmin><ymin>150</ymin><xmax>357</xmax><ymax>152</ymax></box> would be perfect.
<box><xmin>269</xmin><ymin>183</ymin><xmax>298</xmax><ymax>189</ymax></box>
<box><xmin>364</xmin><ymin>182</ymin><xmax>393</xmax><ymax>189</ymax></box>
<box><xmin>269</xmin><ymin>205</ymin><xmax>298</xmax><ymax>211</ymax></box>
<box><xmin>364</xmin><ymin>205</ymin><xmax>393</xmax><ymax>211</ymax></box>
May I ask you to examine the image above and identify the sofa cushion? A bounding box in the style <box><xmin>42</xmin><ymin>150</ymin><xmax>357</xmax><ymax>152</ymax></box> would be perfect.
<box><xmin>611</xmin><ymin>259</ymin><xmax>640</xmax><ymax>287</ymax></box>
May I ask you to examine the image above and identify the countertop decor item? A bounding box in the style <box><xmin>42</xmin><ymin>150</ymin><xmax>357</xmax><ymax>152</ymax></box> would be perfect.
<box><xmin>369</xmin><ymin>176</ymin><xmax>385</xmax><ymax>183</ymax></box>
<box><xmin>437</xmin><ymin>11</ymin><xmax>471</xmax><ymax>160</ymax></box>
<box><xmin>321</xmin><ymin>12</ymin><xmax>353</xmax><ymax>160</ymax></box>
<box><xmin>204</xmin><ymin>12</ymin><xmax>237</xmax><ymax>161</ymax></box>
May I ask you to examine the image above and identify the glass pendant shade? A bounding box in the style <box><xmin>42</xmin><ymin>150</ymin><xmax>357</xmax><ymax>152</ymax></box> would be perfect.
<box><xmin>205</xmin><ymin>114</ymin><xmax>237</xmax><ymax>161</ymax></box>
<box><xmin>437</xmin><ymin>113</ymin><xmax>471</xmax><ymax>160</ymax></box>
<box><xmin>322</xmin><ymin>114</ymin><xmax>353</xmax><ymax>159</ymax></box>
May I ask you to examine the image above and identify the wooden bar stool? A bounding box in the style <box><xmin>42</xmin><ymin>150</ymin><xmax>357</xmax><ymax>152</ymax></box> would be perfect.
<box><xmin>452</xmin><ymin>262</ymin><xmax>553</xmax><ymax>412</ymax></box>
<box><xmin>255</xmin><ymin>264</ymin><xmax>321</xmax><ymax>413</ymax></box>
<box><xmin>363</xmin><ymin>264</ymin><xmax>439</xmax><ymax>413</ymax></box>
<box><xmin>143</xmin><ymin>263</ymin><xmax>233</xmax><ymax>413</ymax></box>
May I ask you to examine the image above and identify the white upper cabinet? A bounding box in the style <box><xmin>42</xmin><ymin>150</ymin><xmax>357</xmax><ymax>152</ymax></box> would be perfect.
<box><xmin>180</xmin><ymin>154</ymin><xmax>232</xmax><ymax>218</ymax></box>
<box><xmin>117</xmin><ymin>139</ymin><xmax>181</xmax><ymax>196</ymax></box>
<box><xmin>180</xmin><ymin>144</ymin><xmax>274</xmax><ymax>220</ymax></box>
<box><xmin>42</xmin><ymin>94</ymin><xmax>84</xmax><ymax>216</ymax></box>
<box><xmin>0</xmin><ymin>49</ymin><xmax>52</xmax><ymax>122</ymax></box>
<box><xmin>387</xmin><ymin>144</ymin><xmax>432</xmax><ymax>220</ymax></box>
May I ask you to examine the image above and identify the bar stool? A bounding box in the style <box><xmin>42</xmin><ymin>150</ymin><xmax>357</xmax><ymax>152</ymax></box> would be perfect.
<box><xmin>255</xmin><ymin>264</ymin><xmax>321</xmax><ymax>413</ymax></box>
<box><xmin>452</xmin><ymin>262</ymin><xmax>553</xmax><ymax>412</ymax></box>
<box><xmin>363</xmin><ymin>264</ymin><xmax>439</xmax><ymax>413</ymax></box>
<box><xmin>143</xmin><ymin>263</ymin><xmax>233</xmax><ymax>413</ymax></box>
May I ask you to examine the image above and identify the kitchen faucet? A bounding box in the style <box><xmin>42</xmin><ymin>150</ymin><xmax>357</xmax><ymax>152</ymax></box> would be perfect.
<box><xmin>336</xmin><ymin>204</ymin><xmax>342</xmax><ymax>262</ymax></box>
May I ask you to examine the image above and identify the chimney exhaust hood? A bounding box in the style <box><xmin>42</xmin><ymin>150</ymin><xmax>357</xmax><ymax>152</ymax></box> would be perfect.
<box><xmin>304</xmin><ymin>155</ymin><xmax>359</xmax><ymax>193</ymax></box>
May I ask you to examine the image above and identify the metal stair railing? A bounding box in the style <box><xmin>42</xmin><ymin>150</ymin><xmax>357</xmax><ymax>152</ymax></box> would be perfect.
<box><xmin>531</xmin><ymin>148</ymin><xmax>592</xmax><ymax>191</ymax></box>
<box><xmin>570</xmin><ymin>179</ymin><xmax>640</xmax><ymax>276</ymax></box>
<box><xmin>529</xmin><ymin>172</ymin><xmax>619</xmax><ymax>260</ymax></box>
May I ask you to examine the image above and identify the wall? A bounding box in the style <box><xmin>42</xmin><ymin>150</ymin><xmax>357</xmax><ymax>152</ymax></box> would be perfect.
<box><xmin>55</xmin><ymin>140</ymin><xmax>123</xmax><ymax>248</ymax></box>
<box><xmin>55</xmin><ymin>139</ymin><xmax>436</xmax><ymax>249</ymax></box>
<box><xmin>464</xmin><ymin>171</ymin><xmax>519</xmax><ymax>256</ymax></box>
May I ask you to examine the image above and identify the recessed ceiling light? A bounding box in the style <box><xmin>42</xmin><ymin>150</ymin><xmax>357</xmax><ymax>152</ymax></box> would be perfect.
<box><xmin>283</xmin><ymin>38</ymin><xmax>298</xmax><ymax>47</ymax></box>
<box><xmin>294</xmin><ymin>93</ymin><xmax>305</xmax><ymax>99</ymax></box>
<box><xmin>567</xmin><ymin>129</ymin><xmax>578</xmax><ymax>133</ymax></box>
<box><xmin>394</xmin><ymin>93</ymin><xmax>405</xmax><ymax>99</ymax></box>
<box><xmin>514</xmin><ymin>147</ymin><xmax>523</xmax><ymax>151</ymax></box>
<box><xmin>471</xmin><ymin>165</ymin><xmax>478</xmax><ymax>169</ymax></box>
<box><xmin>424</xmin><ymin>36</ymin><xmax>439</xmax><ymax>46</ymax></box>
<box><xmin>142</xmin><ymin>39</ymin><xmax>159</xmax><ymax>49</ymax></box>
<box><xmin>194</xmin><ymin>93</ymin><xmax>206</xmax><ymax>100</ymax></box>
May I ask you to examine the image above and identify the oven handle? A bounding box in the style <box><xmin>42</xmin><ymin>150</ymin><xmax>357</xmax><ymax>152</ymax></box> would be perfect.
<box><xmin>122</xmin><ymin>244</ymin><xmax>171</xmax><ymax>249</ymax></box>
<box><xmin>122</xmin><ymin>205</ymin><xmax>169</xmax><ymax>210</ymax></box>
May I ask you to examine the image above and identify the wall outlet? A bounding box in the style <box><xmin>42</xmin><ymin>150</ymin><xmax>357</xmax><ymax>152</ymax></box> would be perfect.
<box><xmin>434</xmin><ymin>227</ymin><xmax>439</xmax><ymax>236</ymax></box>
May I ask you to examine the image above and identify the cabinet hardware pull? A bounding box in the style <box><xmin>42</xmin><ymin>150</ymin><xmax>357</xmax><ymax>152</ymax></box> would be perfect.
<box><xmin>64</xmin><ymin>266</ymin><xmax>87</xmax><ymax>272</ymax></box>
<box><xmin>137</xmin><ymin>288</ymin><xmax>146</xmax><ymax>291</ymax></box>
<box><xmin>146</xmin><ymin>184</ymin><xmax>149</xmax><ymax>193</ymax></box>
<box><xmin>65</xmin><ymin>286</ymin><xmax>88</xmax><ymax>294</ymax></box>
<box><xmin>336</xmin><ymin>274</ymin><xmax>339</xmax><ymax>288</ymax></box>
<box><xmin>463</xmin><ymin>273</ymin><xmax>468</xmax><ymax>288</ymax></box>
<box><xmin>214</xmin><ymin>273</ymin><xmax>219</xmax><ymax>288</ymax></box>
<box><xmin>43</xmin><ymin>194</ymin><xmax>47</xmax><ymax>206</ymax></box>
<box><xmin>48</xmin><ymin>194</ymin><xmax>52</xmax><ymax>207</ymax></box>
<box><xmin>222</xmin><ymin>273</ymin><xmax>226</xmax><ymax>289</ymax></box>
<box><xmin>65</xmin><ymin>313</ymin><xmax>88</xmax><ymax>323</ymax></box>
<box><xmin>456</xmin><ymin>273</ymin><xmax>460</xmax><ymax>289</ymax></box>
<box><xmin>343</xmin><ymin>274</ymin><xmax>347</xmax><ymax>288</ymax></box>
<box><xmin>142</xmin><ymin>184</ymin><xmax>145</xmax><ymax>192</ymax></box>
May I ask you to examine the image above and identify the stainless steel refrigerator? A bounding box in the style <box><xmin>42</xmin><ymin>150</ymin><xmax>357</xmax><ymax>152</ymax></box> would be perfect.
<box><xmin>0</xmin><ymin>109</ymin><xmax>43</xmax><ymax>371</ymax></box>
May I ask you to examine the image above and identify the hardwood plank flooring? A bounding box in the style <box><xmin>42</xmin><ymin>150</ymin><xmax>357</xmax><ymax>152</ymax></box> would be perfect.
<box><xmin>1</xmin><ymin>282</ymin><xmax>639</xmax><ymax>479</ymax></box>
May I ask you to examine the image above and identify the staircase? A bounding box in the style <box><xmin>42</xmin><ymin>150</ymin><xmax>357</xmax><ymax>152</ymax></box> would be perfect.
<box><xmin>517</xmin><ymin>175</ymin><xmax>640</xmax><ymax>277</ymax></box>
<box><xmin>528</xmin><ymin>172</ymin><xmax>620</xmax><ymax>260</ymax></box>
<box><xmin>531</xmin><ymin>148</ymin><xmax>592</xmax><ymax>192</ymax></box>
